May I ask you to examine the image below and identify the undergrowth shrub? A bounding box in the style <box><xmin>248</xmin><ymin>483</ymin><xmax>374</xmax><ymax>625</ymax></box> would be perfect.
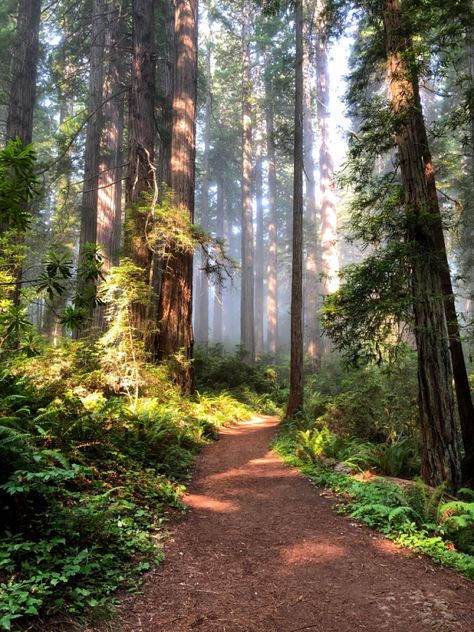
<box><xmin>0</xmin><ymin>347</ymin><xmax>253</xmax><ymax>630</ymax></box>
<box><xmin>295</xmin><ymin>425</ymin><xmax>420</xmax><ymax>478</ymax></box>
<box><xmin>303</xmin><ymin>350</ymin><xmax>419</xmax><ymax>444</ymax></box>
<box><xmin>194</xmin><ymin>347</ymin><xmax>283</xmax><ymax>414</ymax></box>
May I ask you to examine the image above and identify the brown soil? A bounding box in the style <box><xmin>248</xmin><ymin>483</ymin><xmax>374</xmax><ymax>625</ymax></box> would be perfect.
<box><xmin>99</xmin><ymin>416</ymin><xmax>474</xmax><ymax>632</ymax></box>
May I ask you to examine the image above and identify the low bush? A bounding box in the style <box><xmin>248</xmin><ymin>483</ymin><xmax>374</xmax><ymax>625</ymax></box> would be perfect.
<box><xmin>0</xmin><ymin>349</ymin><xmax>253</xmax><ymax>630</ymax></box>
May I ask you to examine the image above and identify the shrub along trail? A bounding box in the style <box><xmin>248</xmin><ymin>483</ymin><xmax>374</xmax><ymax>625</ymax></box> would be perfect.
<box><xmin>103</xmin><ymin>416</ymin><xmax>473</xmax><ymax>632</ymax></box>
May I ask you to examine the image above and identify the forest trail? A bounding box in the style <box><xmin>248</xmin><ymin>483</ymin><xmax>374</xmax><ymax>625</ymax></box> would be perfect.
<box><xmin>104</xmin><ymin>416</ymin><xmax>474</xmax><ymax>632</ymax></box>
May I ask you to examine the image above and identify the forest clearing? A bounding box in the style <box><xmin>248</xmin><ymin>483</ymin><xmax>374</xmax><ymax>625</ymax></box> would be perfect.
<box><xmin>1</xmin><ymin>0</ymin><xmax>474</xmax><ymax>630</ymax></box>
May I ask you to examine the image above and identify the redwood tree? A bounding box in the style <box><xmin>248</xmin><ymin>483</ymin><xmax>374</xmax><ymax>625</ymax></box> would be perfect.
<box><xmin>6</xmin><ymin>0</ymin><xmax>41</xmax><ymax>146</ymax></box>
<box><xmin>287</xmin><ymin>0</ymin><xmax>304</xmax><ymax>417</ymax></box>
<box><xmin>125</xmin><ymin>0</ymin><xmax>156</xmax><ymax>335</ymax></box>
<box><xmin>382</xmin><ymin>0</ymin><xmax>462</xmax><ymax>488</ymax></box>
<box><xmin>156</xmin><ymin>0</ymin><xmax>198</xmax><ymax>392</ymax></box>
<box><xmin>240</xmin><ymin>2</ymin><xmax>255</xmax><ymax>364</ymax></box>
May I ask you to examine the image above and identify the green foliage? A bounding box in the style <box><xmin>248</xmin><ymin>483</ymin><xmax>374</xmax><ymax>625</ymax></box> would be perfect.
<box><xmin>0</xmin><ymin>139</ymin><xmax>38</xmax><ymax>233</ymax></box>
<box><xmin>194</xmin><ymin>348</ymin><xmax>284</xmax><ymax>415</ymax></box>
<box><xmin>440</xmin><ymin>489</ymin><xmax>474</xmax><ymax>556</ymax></box>
<box><xmin>0</xmin><ymin>343</ymin><xmax>253</xmax><ymax>629</ymax></box>
<box><xmin>98</xmin><ymin>258</ymin><xmax>153</xmax><ymax>402</ymax></box>
<box><xmin>321</xmin><ymin>246</ymin><xmax>412</xmax><ymax>366</ymax></box>
<box><xmin>295</xmin><ymin>424</ymin><xmax>419</xmax><ymax>478</ymax></box>
<box><xmin>304</xmin><ymin>352</ymin><xmax>419</xmax><ymax>444</ymax></box>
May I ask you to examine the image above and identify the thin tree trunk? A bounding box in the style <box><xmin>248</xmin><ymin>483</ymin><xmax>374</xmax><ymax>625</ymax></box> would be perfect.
<box><xmin>303</xmin><ymin>20</ymin><xmax>320</xmax><ymax>365</ymax></box>
<box><xmin>382</xmin><ymin>0</ymin><xmax>461</xmax><ymax>489</ymax></box>
<box><xmin>196</xmin><ymin>41</ymin><xmax>211</xmax><ymax>350</ymax></box>
<box><xmin>255</xmin><ymin>150</ymin><xmax>264</xmax><ymax>358</ymax></box>
<box><xmin>213</xmin><ymin>170</ymin><xmax>225</xmax><ymax>346</ymax></box>
<box><xmin>156</xmin><ymin>0</ymin><xmax>198</xmax><ymax>393</ymax></box>
<box><xmin>287</xmin><ymin>0</ymin><xmax>304</xmax><ymax>417</ymax></box>
<box><xmin>125</xmin><ymin>0</ymin><xmax>156</xmax><ymax>336</ymax></box>
<box><xmin>265</xmin><ymin>62</ymin><xmax>278</xmax><ymax>359</ymax></box>
<box><xmin>316</xmin><ymin>4</ymin><xmax>339</xmax><ymax>342</ymax></box>
<box><xmin>240</xmin><ymin>6</ymin><xmax>255</xmax><ymax>364</ymax></box>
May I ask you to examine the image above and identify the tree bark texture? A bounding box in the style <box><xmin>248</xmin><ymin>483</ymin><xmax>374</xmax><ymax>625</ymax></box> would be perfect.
<box><xmin>195</xmin><ymin>41</ymin><xmax>211</xmax><ymax>350</ymax></box>
<box><xmin>97</xmin><ymin>0</ymin><xmax>125</xmax><ymax>270</ymax></box>
<box><xmin>213</xmin><ymin>171</ymin><xmax>225</xmax><ymax>346</ymax></box>
<box><xmin>240</xmin><ymin>7</ymin><xmax>255</xmax><ymax>364</ymax></box>
<box><xmin>156</xmin><ymin>0</ymin><xmax>198</xmax><ymax>393</ymax></box>
<box><xmin>4</xmin><ymin>0</ymin><xmax>41</xmax><ymax>304</ymax></box>
<box><xmin>316</xmin><ymin>4</ymin><xmax>339</xmax><ymax>311</ymax></box>
<box><xmin>287</xmin><ymin>0</ymin><xmax>304</xmax><ymax>418</ymax></box>
<box><xmin>6</xmin><ymin>0</ymin><xmax>41</xmax><ymax>145</ymax></box>
<box><xmin>265</xmin><ymin>64</ymin><xmax>278</xmax><ymax>359</ymax></box>
<box><xmin>80</xmin><ymin>0</ymin><xmax>106</xmax><ymax>251</ymax></box>
<box><xmin>156</xmin><ymin>0</ymin><xmax>175</xmax><ymax>187</ymax></box>
<box><xmin>125</xmin><ymin>0</ymin><xmax>156</xmax><ymax>336</ymax></box>
<box><xmin>382</xmin><ymin>0</ymin><xmax>462</xmax><ymax>489</ymax></box>
<box><xmin>126</xmin><ymin>0</ymin><xmax>156</xmax><ymax>234</ymax></box>
<box><xmin>414</xmin><ymin>63</ymin><xmax>474</xmax><ymax>486</ymax></box>
<box><xmin>302</xmin><ymin>20</ymin><xmax>321</xmax><ymax>366</ymax></box>
<box><xmin>255</xmin><ymin>151</ymin><xmax>265</xmax><ymax>358</ymax></box>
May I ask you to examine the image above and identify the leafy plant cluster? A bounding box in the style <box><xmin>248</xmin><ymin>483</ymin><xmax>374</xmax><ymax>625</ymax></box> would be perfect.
<box><xmin>301</xmin><ymin>350</ymin><xmax>419</xmax><ymax>443</ymax></box>
<box><xmin>274</xmin><ymin>423</ymin><xmax>474</xmax><ymax>580</ymax></box>
<box><xmin>194</xmin><ymin>346</ymin><xmax>284</xmax><ymax>415</ymax></box>
<box><xmin>295</xmin><ymin>426</ymin><xmax>420</xmax><ymax>479</ymax></box>
<box><xmin>0</xmin><ymin>350</ymin><xmax>252</xmax><ymax>630</ymax></box>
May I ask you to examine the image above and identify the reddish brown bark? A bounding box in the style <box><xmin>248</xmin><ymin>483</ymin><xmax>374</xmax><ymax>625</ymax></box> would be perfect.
<box><xmin>287</xmin><ymin>0</ymin><xmax>304</xmax><ymax>418</ymax></box>
<box><xmin>240</xmin><ymin>6</ymin><xmax>255</xmax><ymax>364</ymax></box>
<box><xmin>382</xmin><ymin>0</ymin><xmax>462</xmax><ymax>489</ymax></box>
<box><xmin>6</xmin><ymin>0</ymin><xmax>41</xmax><ymax>146</ymax></box>
<box><xmin>156</xmin><ymin>0</ymin><xmax>198</xmax><ymax>393</ymax></box>
<box><xmin>97</xmin><ymin>0</ymin><xmax>125</xmax><ymax>270</ymax></box>
<box><xmin>195</xmin><ymin>41</ymin><xmax>211</xmax><ymax>350</ymax></box>
<box><xmin>265</xmin><ymin>64</ymin><xmax>278</xmax><ymax>359</ymax></box>
<box><xmin>316</xmin><ymin>5</ymin><xmax>339</xmax><ymax>321</ymax></box>
<box><xmin>302</xmin><ymin>19</ymin><xmax>320</xmax><ymax>366</ymax></box>
<box><xmin>255</xmin><ymin>152</ymin><xmax>265</xmax><ymax>358</ymax></box>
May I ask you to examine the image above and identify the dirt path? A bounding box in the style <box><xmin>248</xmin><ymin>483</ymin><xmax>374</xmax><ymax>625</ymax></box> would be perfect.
<box><xmin>108</xmin><ymin>416</ymin><xmax>474</xmax><ymax>632</ymax></box>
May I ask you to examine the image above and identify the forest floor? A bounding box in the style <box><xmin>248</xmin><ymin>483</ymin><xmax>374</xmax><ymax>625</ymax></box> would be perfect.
<box><xmin>91</xmin><ymin>416</ymin><xmax>473</xmax><ymax>632</ymax></box>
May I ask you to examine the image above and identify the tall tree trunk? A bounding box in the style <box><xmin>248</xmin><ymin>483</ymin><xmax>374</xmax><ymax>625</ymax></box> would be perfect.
<box><xmin>97</xmin><ymin>0</ymin><xmax>125</xmax><ymax>270</ymax></box>
<box><xmin>287</xmin><ymin>0</ymin><xmax>304</xmax><ymax>417</ymax></box>
<box><xmin>76</xmin><ymin>0</ymin><xmax>107</xmax><ymax>335</ymax></box>
<box><xmin>196</xmin><ymin>41</ymin><xmax>211</xmax><ymax>350</ymax></box>
<box><xmin>255</xmin><ymin>150</ymin><xmax>265</xmax><ymax>358</ymax></box>
<box><xmin>316</xmin><ymin>4</ymin><xmax>339</xmax><ymax>345</ymax></box>
<box><xmin>156</xmin><ymin>0</ymin><xmax>198</xmax><ymax>393</ymax></box>
<box><xmin>382</xmin><ymin>0</ymin><xmax>461</xmax><ymax>489</ymax></box>
<box><xmin>4</xmin><ymin>0</ymin><xmax>41</xmax><ymax>305</ymax></box>
<box><xmin>240</xmin><ymin>6</ymin><xmax>255</xmax><ymax>364</ymax></box>
<box><xmin>156</xmin><ymin>0</ymin><xmax>175</xmax><ymax>187</ymax></box>
<box><xmin>79</xmin><ymin>0</ymin><xmax>106</xmax><ymax>253</ymax></box>
<box><xmin>6</xmin><ymin>0</ymin><xmax>41</xmax><ymax>145</ymax></box>
<box><xmin>125</xmin><ymin>0</ymin><xmax>156</xmax><ymax>336</ymax></box>
<box><xmin>265</xmin><ymin>62</ymin><xmax>278</xmax><ymax>359</ymax></box>
<box><xmin>415</xmin><ymin>60</ymin><xmax>474</xmax><ymax>486</ymax></box>
<box><xmin>302</xmin><ymin>19</ymin><xmax>320</xmax><ymax>366</ymax></box>
<box><xmin>464</xmin><ymin>25</ymin><xmax>474</xmax><ymax>410</ymax></box>
<box><xmin>213</xmin><ymin>170</ymin><xmax>225</xmax><ymax>346</ymax></box>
